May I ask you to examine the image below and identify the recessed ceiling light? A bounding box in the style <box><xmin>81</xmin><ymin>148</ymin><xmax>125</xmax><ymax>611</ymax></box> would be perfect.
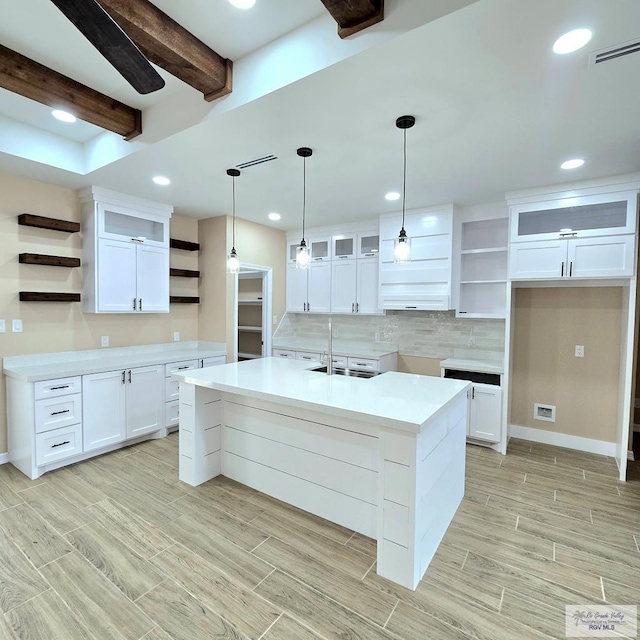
<box><xmin>553</xmin><ymin>28</ymin><xmax>592</xmax><ymax>54</ymax></box>
<box><xmin>152</xmin><ymin>176</ymin><xmax>171</xmax><ymax>185</ymax></box>
<box><xmin>228</xmin><ymin>0</ymin><xmax>256</xmax><ymax>8</ymax></box>
<box><xmin>385</xmin><ymin>192</ymin><xmax>401</xmax><ymax>201</ymax></box>
<box><xmin>268</xmin><ymin>212</ymin><xmax>281</xmax><ymax>221</ymax></box>
<box><xmin>52</xmin><ymin>109</ymin><xmax>76</xmax><ymax>123</ymax></box>
<box><xmin>561</xmin><ymin>158</ymin><xmax>585</xmax><ymax>170</ymax></box>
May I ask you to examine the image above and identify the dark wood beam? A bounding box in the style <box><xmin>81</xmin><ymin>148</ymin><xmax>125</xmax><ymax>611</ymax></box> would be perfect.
<box><xmin>0</xmin><ymin>45</ymin><xmax>142</xmax><ymax>140</ymax></box>
<box><xmin>96</xmin><ymin>0</ymin><xmax>233</xmax><ymax>102</ymax></box>
<box><xmin>319</xmin><ymin>0</ymin><xmax>384</xmax><ymax>38</ymax></box>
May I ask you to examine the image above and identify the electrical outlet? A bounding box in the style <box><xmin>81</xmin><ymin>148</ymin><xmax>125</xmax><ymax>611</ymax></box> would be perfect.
<box><xmin>101</xmin><ymin>336</ymin><xmax>109</xmax><ymax>347</ymax></box>
<box><xmin>173</xmin><ymin>332</ymin><xmax>180</xmax><ymax>342</ymax></box>
<box><xmin>11</xmin><ymin>319</ymin><xmax>22</xmax><ymax>333</ymax></box>
<box><xmin>0</xmin><ymin>320</ymin><xmax>5</xmax><ymax>333</ymax></box>
<box><xmin>575</xmin><ymin>345</ymin><xmax>585</xmax><ymax>358</ymax></box>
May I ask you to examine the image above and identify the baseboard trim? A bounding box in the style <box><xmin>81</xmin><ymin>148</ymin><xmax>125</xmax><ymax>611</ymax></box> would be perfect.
<box><xmin>508</xmin><ymin>424</ymin><xmax>616</xmax><ymax>457</ymax></box>
<box><xmin>0</xmin><ymin>452</ymin><xmax>9</xmax><ymax>465</ymax></box>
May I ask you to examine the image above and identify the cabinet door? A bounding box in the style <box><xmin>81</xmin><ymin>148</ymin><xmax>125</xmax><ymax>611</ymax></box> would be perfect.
<box><xmin>356</xmin><ymin>259</ymin><xmax>381</xmax><ymax>314</ymax></box>
<box><xmin>332</xmin><ymin>234</ymin><xmax>356</xmax><ymax>260</ymax></box>
<box><xmin>286</xmin><ymin>264</ymin><xmax>308</xmax><ymax>312</ymax></box>
<box><xmin>331</xmin><ymin>260</ymin><xmax>357</xmax><ymax>313</ymax></box>
<box><xmin>83</xmin><ymin>370</ymin><xmax>126</xmax><ymax>452</ymax></box>
<box><xmin>358</xmin><ymin>232</ymin><xmax>379</xmax><ymax>259</ymax></box>
<box><xmin>97</xmin><ymin>239</ymin><xmax>137</xmax><ymax>312</ymax></box>
<box><xmin>469</xmin><ymin>384</ymin><xmax>502</xmax><ymax>443</ymax></box>
<box><xmin>126</xmin><ymin>365</ymin><xmax>163</xmax><ymax>439</ymax></box>
<box><xmin>309</xmin><ymin>236</ymin><xmax>331</xmax><ymax>262</ymax></box>
<box><xmin>508</xmin><ymin>240</ymin><xmax>566</xmax><ymax>280</ymax></box>
<box><xmin>201</xmin><ymin>357</ymin><xmax>226</xmax><ymax>367</ymax></box>
<box><xmin>568</xmin><ymin>235</ymin><xmax>636</xmax><ymax>279</ymax></box>
<box><xmin>307</xmin><ymin>262</ymin><xmax>331</xmax><ymax>313</ymax></box>
<box><xmin>136</xmin><ymin>245</ymin><xmax>169</xmax><ymax>312</ymax></box>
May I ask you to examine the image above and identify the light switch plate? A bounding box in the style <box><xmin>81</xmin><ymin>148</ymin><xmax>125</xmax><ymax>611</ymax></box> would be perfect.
<box><xmin>101</xmin><ymin>336</ymin><xmax>109</xmax><ymax>347</ymax></box>
<box><xmin>173</xmin><ymin>332</ymin><xmax>180</xmax><ymax>342</ymax></box>
<box><xmin>0</xmin><ymin>320</ymin><xmax>5</xmax><ymax>333</ymax></box>
<box><xmin>12</xmin><ymin>319</ymin><xmax>22</xmax><ymax>333</ymax></box>
<box><xmin>575</xmin><ymin>345</ymin><xmax>585</xmax><ymax>358</ymax></box>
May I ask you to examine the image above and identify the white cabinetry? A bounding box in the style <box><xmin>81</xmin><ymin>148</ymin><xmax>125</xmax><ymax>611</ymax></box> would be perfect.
<box><xmin>286</xmin><ymin>262</ymin><xmax>331</xmax><ymax>313</ymax></box>
<box><xmin>83</xmin><ymin>365</ymin><xmax>163</xmax><ymax>452</ymax></box>
<box><xmin>379</xmin><ymin>206</ymin><xmax>454</xmax><ymax>310</ymax></box>
<box><xmin>272</xmin><ymin>348</ymin><xmax>397</xmax><ymax>372</ymax></box>
<box><xmin>79</xmin><ymin>186</ymin><xmax>173</xmax><ymax>313</ymax></box>
<box><xmin>507</xmin><ymin>188</ymin><xmax>637</xmax><ymax>281</ymax></box>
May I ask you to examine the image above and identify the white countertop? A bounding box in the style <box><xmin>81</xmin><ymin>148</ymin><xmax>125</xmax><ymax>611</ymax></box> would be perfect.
<box><xmin>440</xmin><ymin>358</ymin><xmax>504</xmax><ymax>375</ymax></box>
<box><xmin>174</xmin><ymin>357</ymin><xmax>469</xmax><ymax>433</ymax></box>
<box><xmin>3</xmin><ymin>341</ymin><xmax>227</xmax><ymax>382</ymax></box>
<box><xmin>272</xmin><ymin>337</ymin><xmax>398</xmax><ymax>359</ymax></box>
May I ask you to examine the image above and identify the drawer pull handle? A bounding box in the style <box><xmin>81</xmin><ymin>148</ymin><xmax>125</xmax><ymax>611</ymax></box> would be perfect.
<box><xmin>50</xmin><ymin>385</ymin><xmax>70</xmax><ymax>390</ymax></box>
<box><xmin>51</xmin><ymin>409</ymin><xmax>70</xmax><ymax>416</ymax></box>
<box><xmin>51</xmin><ymin>440</ymin><xmax>70</xmax><ymax>448</ymax></box>
<box><xmin>405</xmin><ymin>306</ymin><xmax>417</xmax><ymax>309</ymax></box>
<box><xmin>176</xmin><ymin>366</ymin><xmax>190</xmax><ymax>370</ymax></box>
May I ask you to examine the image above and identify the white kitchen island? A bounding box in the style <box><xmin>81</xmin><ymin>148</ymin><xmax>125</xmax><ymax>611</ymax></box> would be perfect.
<box><xmin>173</xmin><ymin>357</ymin><xmax>469</xmax><ymax>590</ymax></box>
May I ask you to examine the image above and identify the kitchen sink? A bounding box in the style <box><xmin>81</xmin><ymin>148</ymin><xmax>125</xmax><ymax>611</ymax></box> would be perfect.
<box><xmin>310</xmin><ymin>366</ymin><xmax>381</xmax><ymax>379</ymax></box>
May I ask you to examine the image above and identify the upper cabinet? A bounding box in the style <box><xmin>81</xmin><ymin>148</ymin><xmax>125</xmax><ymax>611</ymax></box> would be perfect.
<box><xmin>379</xmin><ymin>205</ymin><xmax>454</xmax><ymax>310</ymax></box>
<box><xmin>79</xmin><ymin>187</ymin><xmax>173</xmax><ymax>314</ymax></box>
<box><xmin>507</xmin><ymin>182</ymin><xmax>639</xmax><ymax>281</ymax></box>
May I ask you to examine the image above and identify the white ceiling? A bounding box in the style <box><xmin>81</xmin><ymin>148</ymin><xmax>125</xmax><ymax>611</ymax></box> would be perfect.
<box><xmin>1</xmin><ymin>0</ymin><xmax>639</xmax><ymax>231</ymax></box>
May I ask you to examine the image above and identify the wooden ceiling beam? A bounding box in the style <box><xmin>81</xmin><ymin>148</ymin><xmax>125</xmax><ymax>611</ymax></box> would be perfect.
<box><xmin>96</xmin><ymin>0</ymin><xmax>233</xmax><ymax>102</ymax></box>
<box><xmin>0</xmin><ymin>44</ymin><xmax>142</xmax><ymax>139</ymax></box>
<box><xmin>320</xmin><ymin>0</ymin><xmax>384</xmax><ymax>38</ymax></box>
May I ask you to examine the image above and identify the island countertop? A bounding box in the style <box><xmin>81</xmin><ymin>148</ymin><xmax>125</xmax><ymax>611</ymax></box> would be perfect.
<box><xmin>174</xmin><ymin>357</ymin><xmax>469</xmax><ymax>433</ymax></box>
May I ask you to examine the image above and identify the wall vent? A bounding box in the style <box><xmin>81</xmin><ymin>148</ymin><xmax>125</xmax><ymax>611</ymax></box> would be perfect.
<box><xmin>533</xmin><ymin>403</ymin><xmax>556</xmax><ymax>423</ymax></box>
<box><xmin>235</xmin><ymin>154</ymin><xmax>278</xmax><ymax>169</ymax></box>
<box><xmin>589</xmin><ymin>39</ymin><xmax>640</xmax><ymax>67</ymax></box>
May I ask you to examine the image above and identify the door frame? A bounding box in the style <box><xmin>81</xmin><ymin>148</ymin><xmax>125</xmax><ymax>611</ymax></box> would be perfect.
<box><xmin>232</xmin><ymin>263</ymin><xmax>273</xmax><ymax>362</ymax></box>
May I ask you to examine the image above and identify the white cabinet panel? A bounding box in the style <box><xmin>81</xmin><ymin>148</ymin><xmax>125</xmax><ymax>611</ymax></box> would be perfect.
<box><xmin>508</xmin><ymin>240</ymin><xmax>566</xmax><ymax>280</ymax></box>
<box><xmin>35</xmin><ymin>395</ymin><xmax>82</xmax><ymax>433</ymax></box>
<box><xmin>165</xmin><ymin>360</ymin><xmax>199</xmax><ymax>377</ymax></box>
<box><xmin>331</xmin><ymin>260</ymin><xmax>357</xmax><ymax>313</ymax></box>
<box><xmin>568</xmin><ymin>235</ymin><xmax>635</xmax><ymax>278</ymax></box>
<box><xmin>286</xmin><ymin>265</ymin><xmax>308</xmax><ymax>313</ymax></box>
<box><xmin>97</xmin><ymin>239</ymin><xmax>137</xmax><ymax>312</ymax></box>
<box><xmin>295</xmin><ymin>351</ymin><xmax>321</xmax><ymax>362</ymax></box>
<box><xmin>272</xmin><ymin>349</ymin><xmax>296</xmax><ymax>359</ymax></box>
<box><xmin>36</xmin><ymin>424</ymin><xmax>83</xmax><ymax>466</ymax></box>
<box><xmin>356</xmin><ymin>259</ymin><xmax>381</xmax><ymax>315</ymax></box>
<box><xmin>201</xmin><ymin>357</ymin><xmax>226</xmax><ymax>368</ymax></box>
<box><xmin>34</xmin><ymin>377</ymin><xmax>82</xmax><ymax>400</ymax></box>
<box><xmin>83</xmin><ymin>370</ymin><xmax>127</xmax><ymax>452</ymax></box>
<box><xmin>127</xmin><ymin>366</ymin><xmax>163</xmax><ymax>439</ymax></box>
<box><xmin>469</xmin><ymin>385</ymin><xmax>501</xmax><ymax>443</ymax></box>
<box><xmin>307</xmin><ymin>262</ymin><xmax>331</xmax><ymax>313</ymax></box>
<box><xmin>136</xmin><ymin>245</ymin><xmax>169</xmax><ymax>312</ymax></box>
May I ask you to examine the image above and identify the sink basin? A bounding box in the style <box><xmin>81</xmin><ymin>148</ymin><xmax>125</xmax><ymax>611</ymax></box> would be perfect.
<box><xmin>310</xmin><ymin>366</ymin><xmax>380</xmax><ymax>379</ymax></box>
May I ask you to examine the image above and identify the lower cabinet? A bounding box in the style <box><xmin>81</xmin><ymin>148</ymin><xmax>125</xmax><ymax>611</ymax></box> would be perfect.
<box><xmin>83</xmin><ymin>365</ymin><xmax>163</xmax><ymax>452</ymax></box>
<box><xmin>468</xmin><ymin>384</ymin><xmax>502</xmax><ymax>443</ymax></box>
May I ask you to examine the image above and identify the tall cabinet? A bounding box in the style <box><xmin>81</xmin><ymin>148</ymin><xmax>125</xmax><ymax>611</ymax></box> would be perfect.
<box><xmin>79</xmin><ymin>187</ymin><xmax>173</xmax><ymax>314</ymax></box>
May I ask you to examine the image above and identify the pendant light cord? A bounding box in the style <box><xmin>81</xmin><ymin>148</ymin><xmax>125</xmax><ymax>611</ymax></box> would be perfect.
<box><xmin>402</xmin><ymin>127</ymin><xmax>407</xmax><ymax>231</ymax></box>
<box><xmin>232</xmin><ymin>174</ymin><xmax>236</xmax><ymax>249</ymax></box>
<box><xmin>302</xmin><ymin>155</ymin><xmax>306</xmax><ymax>241</ymax></box>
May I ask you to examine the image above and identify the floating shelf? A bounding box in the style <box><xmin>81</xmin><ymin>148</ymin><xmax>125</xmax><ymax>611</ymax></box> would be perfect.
<box><xmin>19</xmin><ymin>253</ymin><xmax>81</xmax><ymax>268</ymax></box>
<box><xmin>238</xmin><ymin>326</ymin><xmax>262</xmax><ymax>332</ymax></box>
<box><xmin>170</xmin><ymin>238</ymin><xmax>200</xmax><ymax>251</ymax></box>
<box><xmin>170</xmin><ymin>296</ymin><xmax>200</xmax><ymax>304</ymax></box>
<box><xmin>170</xmin><ymin>268</ymin><xmax>200</xmax><ymax>278</ymax></box>
<box><xmin>238</xmin><ymin>352</ymin><xmax>261</xmax><ymax>360</ymax></box>
<box><xmin>19</xmin><ymin>292</ymin><xmax>81</xmax><ymax>302</ymax></box>
<box><xmin>18</xmin><ymin>214</ymin><xmax>80</xmax><ymax>233</ymax></box>
<box><xmin>460</xmin><ymin>247</ymin><xmax>508</xmax><ymax>255</ymax></box>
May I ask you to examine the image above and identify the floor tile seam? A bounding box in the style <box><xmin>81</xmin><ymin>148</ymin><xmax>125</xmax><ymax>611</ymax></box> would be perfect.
<box><xmin>382</xmin><ymin>599</ymin><xmax>399</xmax><ymax>628</ymax></box>
<box><xmin>553</xmin><ymin>543</ymin><xmax>640</xmax><ymax>578</ymax></box>
<box><xmin>251</xmin><ymin>567</ymin><xmax>277</xmax><ymax>593</ymax></box>
<box><xmin>132</xmin><ymin>577</ymin><xmax>169</xmax><ymax>604</ymax></box>
<box><xmin>0</xmin><ymin>586</ymin><xmax>53</xmax><ymax>617</ymax></box>
<box><xmin>256</xmin><ymin>613</ymin><xmax>282</xmax><ymax>640</ymax></box>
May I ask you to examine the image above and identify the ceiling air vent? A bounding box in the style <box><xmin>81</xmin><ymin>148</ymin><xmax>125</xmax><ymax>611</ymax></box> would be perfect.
<box><xmin>589</xmin><ymin>39</ymin><xmax>640</xmax><ymax>67</ymax></box>
<box><xmin>235</xmin><ymin>154</ymin><xmax>278</xmax><ymax>169</ymax></box>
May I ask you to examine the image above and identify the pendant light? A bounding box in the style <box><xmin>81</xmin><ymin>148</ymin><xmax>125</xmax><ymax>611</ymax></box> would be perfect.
<box><xmin>394</xmin><ymin>115</ymin><xmax>415</xmax><ymax>264</ymax></box>
<box><xmin>295</xmin><ymin>147</ymin><xmax>313</xmax><ymax>269</ymax></box>
<box><xmin>227</xmin><ymin>168</ymin><xmax>241</xmax><ymax>274</ymax></box>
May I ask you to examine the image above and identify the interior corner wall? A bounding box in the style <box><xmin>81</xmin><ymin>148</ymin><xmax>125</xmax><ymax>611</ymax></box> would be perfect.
<box><xmin>0</xmin><ymin>172</ymin><xmax>199</xmax><ymax>454</ymax></box>
<box><xmin>511</xmin><ymin>287</ymin><xmax>623</xmax><ymax>444</ymax></box>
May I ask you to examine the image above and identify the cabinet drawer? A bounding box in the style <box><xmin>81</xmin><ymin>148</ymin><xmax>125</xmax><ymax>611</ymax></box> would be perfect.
<box><xmin>36</xmin><ymin>424</ymin><xmax>83</xmax><ymax>466</ymax></box>
<box><xmin>295</xmin><ymin>351</ymin><xmax>321</xmax><ymax>362</ymax></box>
<box><xmin>165</xmin><ymin>377</ymin><xmax>180</xmax><ymax>402</ymax></box>
<box><xmin>34</xmin><ymin>376</ymin><xmax>81</xmax><ymax>400</ymax></box>
<box><xmin>347</xmin><ymin>357</ymin><xmax>378</xmax><ymax>372</ymax></box>
<box><xmin>164</xmin><ymin>360</ymin><xmax>199</xmax><ymax>377</ymax></box>
<box><xmin>166</xmin><ymin>400</ymin><xmax>179</xmax><ymax>427</ymax></box>
<box><xmin>331</xmin><ymin>355</ymin><xmax>348</xmax><ymax>368</ymax></box>
<box><xmin>201</xmin><ymin>356</ymin><xmax>226</xmax><ymax>368</ymax></box>
<box><xmin>35</xmin><ymin>394</ymin><xmax>82</xmax><ymax>433</ymax></box>
<box><xmin>272</xmin><ymin>349</ymin><xmax>296</xmax><ymax>359</ymax></box>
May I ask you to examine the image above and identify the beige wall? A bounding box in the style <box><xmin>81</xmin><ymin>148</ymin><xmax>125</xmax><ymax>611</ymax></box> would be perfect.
<box><xmin>510</xmin><ymin>287</ymin><xmax>622</xmax><ymax>443</ymax></box>
<box><xmin>397</xmin><ymin>356</ymin><xmax>442</xmax><ymax>376</ymax></box>
<box><xmin>0</xmin><ymin>173</ymin><xmax>200</xmax><ymax>453</ymax></box>
<box><xmin>198</xmin><ymin>215</ymin><xmax>286</xmax><ymax>357</ymax></box>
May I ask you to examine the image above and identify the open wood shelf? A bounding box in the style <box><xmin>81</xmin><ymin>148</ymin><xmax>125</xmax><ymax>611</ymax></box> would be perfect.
<box><xmin>18</xmin><ymin>214</ymin><xmax>80</xmax><ymax>233</ymax></box>
<box><xmin>19</xmin><ymin>292</ymin><xmax>81</xmax><ymax>302</ymax></box>
<box><xmin>238</xmin><ymin>352</ymin><xmax>261</xmax><ymax>360</ymax></box>
<box><xmin>238</xmin><ymin>299</ymin><xmax>262</xmax><ymax>305</ymax></box>
<box><xmin>170</xmin><ymin>296</ymin><xmax>200</xmax><ymax>304</ymax></box>
<box><xmin>238</xmin><ymin>325</ymin><xmax>262</xmax><ymax>332</ymax></box>
<box><xmin>19</xmin><ymin>253</ymin><xmax>81</xmax><ymax>268</ymax></box>
<box><xmin>170</xmin><ymin>268</ymin><xmax>200</xmax><ymax>278</ymax></box>
<box><xmin>170</xmin><ymin>238</ymin><xmax>200</xmax><ymax>251</ymax></box>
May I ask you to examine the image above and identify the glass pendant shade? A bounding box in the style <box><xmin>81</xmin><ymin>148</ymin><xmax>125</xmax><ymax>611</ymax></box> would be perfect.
<box><xmin>394</xmin><ymin>229</ymin><xmax>411</xmax><ymax>263</ymax></box>
<box><xmin>296</xmin><ymin>240</ymin><xmax>310</xmax><ymax>269</ymax></box>
<box><xmin>227</xmin><ymin>247</ymin><xmax>240</xmax><ymax>273</ymax></box>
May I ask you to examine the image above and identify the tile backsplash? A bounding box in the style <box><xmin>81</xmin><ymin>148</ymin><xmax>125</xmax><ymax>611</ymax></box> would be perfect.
<box><xmin>275</xmin><ymin>311</ymin><xmax>505</xmax><ymax>361</ymax></box>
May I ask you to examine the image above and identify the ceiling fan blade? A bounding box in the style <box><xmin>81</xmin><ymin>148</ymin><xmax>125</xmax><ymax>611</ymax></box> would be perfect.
<box><xmin>49</xmin><ymin>0</ymin><xmax>165</xmax><ymax>94</ymax></box>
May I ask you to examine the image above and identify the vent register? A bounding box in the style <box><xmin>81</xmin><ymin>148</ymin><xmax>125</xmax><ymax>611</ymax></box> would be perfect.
<box><xmin>589</xmin><ymin>39</ymin><xmax>640</xmax><ymax>66</ymax></box>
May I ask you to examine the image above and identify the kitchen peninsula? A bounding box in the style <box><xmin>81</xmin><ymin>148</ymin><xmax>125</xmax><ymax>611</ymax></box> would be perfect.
<box><xmin>174</xmin><ymin>357</ymin><xmax>469</xmax><ymax>590</ymax></box>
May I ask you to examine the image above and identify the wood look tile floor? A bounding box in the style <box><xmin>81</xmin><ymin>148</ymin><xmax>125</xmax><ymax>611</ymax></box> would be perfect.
<box><xmin>0</xmin><ymin>435</ymin><xmax>638</xmax><ymax>639</ymax></box>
